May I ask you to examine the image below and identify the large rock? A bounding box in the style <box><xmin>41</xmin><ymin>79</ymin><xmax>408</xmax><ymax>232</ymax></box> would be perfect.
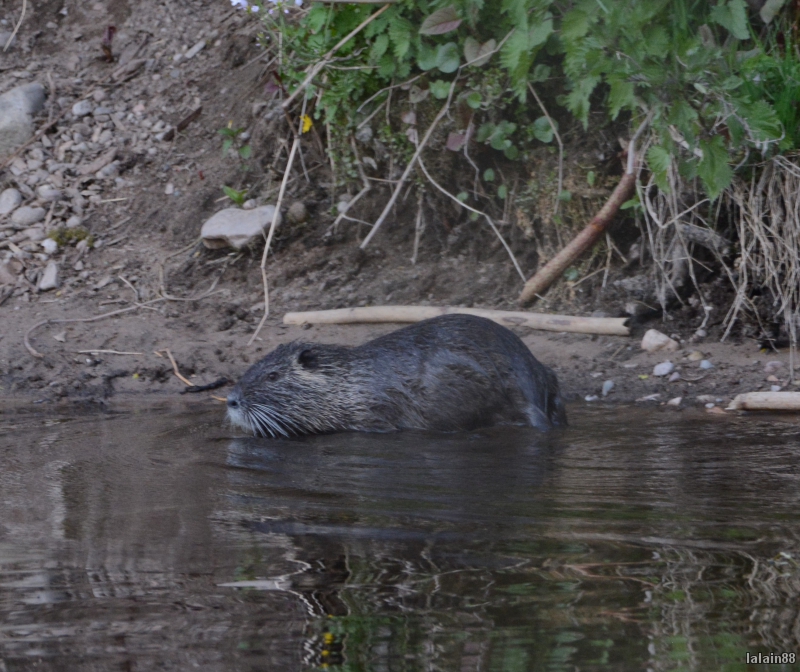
<box><xmin>201</xmin><ymin>205</ymin><xmax>281</xmax><ymax>250</ymax></box>
<box><xmin>0</xmin><ymin>83</ymin><xmax>47</xmax><ymax>157</ymax></box>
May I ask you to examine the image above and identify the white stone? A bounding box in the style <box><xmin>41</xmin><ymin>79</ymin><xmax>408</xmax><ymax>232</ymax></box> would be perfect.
<box><xmin>38</xmin><ymin>261</ymin><xmax>59</xmax><ymax>291</ymax></box>
<box><xmin>0</xmin><ymin>83</ymin><xmax>47</xmax><ymax>156</ymax></box>
<box><xmin>667</xmin><ymin>397</ymin><xmax>682</xmax><ymax>406</ymax></box>
<box><xmin>164</xmin><ymin>182</ymin><xmax>174</xmax><ymax>195</ymax></box>
<box><xmin>653</xmin><ymin>361</ymin><xmax>675</xmax><ymax>377</ymax></box>
<box><xmin>641</xmin><ymin>329</ymin><xmax>679</xmax><ymax>353</ymax></box>
<box><xmin>36</xmin><ymin>185</ymin><xmax>63</xmax><ymax>202</ymax></box>
<box><xmin>22</xmin><ymin>226</ymin><xmax>46</xmax><ymax>242</ymax></box>
<box><xmin>668</xmin><ymin>371</ymin><xmax>681</xmax><ymax>382</ymax></box>
<box><xmin>0</xmin><ymin>187</ymin><xmax>22</xmax><ymax>215</ymax></box>
<box><xmin>601</xmin><ymin>380</ymin><xmax>614</xmax><ymax>397</ymax></box>
<box><xmin>201</xmin><ymin>205</ymin><xmax>281</xmax><ymax>250</ymax></box>
<box><xmin>699</xmin><ymin>359</ymin><xmax>714</xmax><ymax>370</ymax></box>
<box><xmin>11</xmin><ymin>206</ymin><xmax>46</xmax><ymax>226</ymax></box>
<box><xmin>41</xmin><ymin>238</ymin><xmax>58</xmax><ymax>254</ymax></box>
<box><xmin>184</xmin><ymin>39</ymin><xmax>206</xmax><ymax>59</ymax></box>
<box><xmin>72</xmin><ymin>100</ymin><xmax>94</xmax><ymax>117</ymax></box>
<box><xmin>764</xmin><ymin>360</ymin><xmax>783</xmax><ymax>374</ymax></box>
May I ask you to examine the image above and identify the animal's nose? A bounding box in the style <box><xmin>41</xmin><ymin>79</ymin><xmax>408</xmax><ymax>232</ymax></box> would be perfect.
<box><xmin>227</xmin><ymin>393</ymin><xmax>240</xmax><ymax>409</ymax></box>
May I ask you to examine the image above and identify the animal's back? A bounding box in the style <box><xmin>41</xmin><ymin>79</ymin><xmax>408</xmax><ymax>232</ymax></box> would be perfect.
<box><xmin>352</xmin><ymin>314</ymin><xmax>566</xmax><ymax>431</ymax></box>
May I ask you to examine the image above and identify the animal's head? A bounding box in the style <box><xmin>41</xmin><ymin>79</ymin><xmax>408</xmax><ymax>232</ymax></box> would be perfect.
<box><xmin>226</xmin><ymin>342</ymin><xmax>346</xmax><ymax>437</ymax></box>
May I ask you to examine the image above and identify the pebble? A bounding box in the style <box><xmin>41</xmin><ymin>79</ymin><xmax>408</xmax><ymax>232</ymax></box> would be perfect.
<box><xmin>641</xmin><ymin>329</ymin><xmax>679</xmax><ymax>353</ymax></box>
<box><xmin>72</xmin><ymin>100</ymin><xmax>94</xmax><ymax>117</ymax></box>
<box><xmin>11</xmin><ymin>206</ymin><xmax>46</xmax><ymax>226</ymax></box>
<box><xmin>0</xmin><ymin>83</ymin><xmax>46</xmax><ymax>156</ymax></box>
<box><xmin>0</xmin><ymin>187</ymin><xmax>22</xmax><ymax>215</ymax></box>
<box><xmin>36</xmin><ymin>185</ymin><xmax>63</xmax><ymax>202</ymax></box>
<box><xmin>184</xmin><ymin>39</ymin><xmax>206</xmax><ymax>59</ymax></box>
<box><xmin>73</xmin><ymin>259</ymin><xmax>84</xmax><ymax>271</ymax></box>
<box><xmin>687</xmin><ymin>350</ymin><xmax>703</xmax><ymax>361</ymax></box>
<box><xmin>653</xmin><ymin>361</ymin><xmax>675</xmax><ymax>377</ymax></box>
<box><xmin>667</xmin><ymin>397</ymin><xmax>682</xmax><ymax>406</ymax></box>
<box><xmin>41</xmin><ymin>238</ymin><xmax>58</xmax><ymax>254</ymax></box>
<box><xmin>766</xmin><ymin>375</ymin><xmax>780</xmax><ymax>382</ymax></box>
<box><xmin>770</xmin><ymin>385</ymin><xmax>782</xmax><ymax>392</ymax></box>
<box><xmin>22</xmin><ymin>226</ymin><xmax>46</xmax><ymax>242</ymax></box>
<box><xmin>66</xmin><ymin>215</ymin><xmax>83</xmax><ymax>227</ymax></box>
<box><xmin>601</xmin><ymin>380</ymin><xmax>614</xmax><ymax>396</ymax></box>
<box><xmin>699</xmin><ymin>360</ymin><xmax>714</xmax><ymax>370</ymax></box>
<box><xmin>37</xmin><ymin>261</ymin><xmax>59</xmax><ymax>291</ymax></box>
<box><xmin>164</xmin><ymin>182</ymin><xmax>174</xmax><ymax>195</ymax></box>
<box><xmin>242</xmin><ymin>199</ymin><xmax>257</xmax><ymax>210</ymax></box>
<box><xmin>764</xmin><ymin>360</ymin><xmax>783</xmax><ymax>374</ymax></box>
<box><xmin>92</xmin><ymin>89</ymin><xmax>107</xmax><ymax>102</ymax></box>
<box><xmin>287</xmin><ymin>200</ymin><xmax>308</xmax><ymax>224</ymax></box>
<box><xmin>694</xmin><ymin>328</ymin><xmax>708</xmax><ymax>339</ymax></box>
<box><xmin>668</xmin><ymin>371</ymin><xmax>681</xmax><ymax>382</ymax></box>
<box><xmin>584</xmin><ymin>395</ymin><xmax>599</xmax><ymax>402</ymax></box>
<box><xmin>704</xmin><ymin>402</ymin><xmax>715</xmax><ymax>409</ymax></box>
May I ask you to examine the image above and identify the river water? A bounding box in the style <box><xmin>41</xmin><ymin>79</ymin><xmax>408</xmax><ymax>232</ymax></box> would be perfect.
<box><xmin>1</xmin><ymin>401</ymin><xmax>799</xmax><ymax>671</ymax></box>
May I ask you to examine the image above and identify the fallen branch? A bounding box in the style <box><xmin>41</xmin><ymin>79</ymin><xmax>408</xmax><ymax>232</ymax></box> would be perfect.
<box><xmin>727</xmin><ymin>392</ymin><xmax>800</xmax><ymax>411</ymax></box>
<box><xmin>3</xmin><ymin>0</ymin><xmax>25</xmax><ymax>53</ymax></box>
<box><xmin>164</xmin><ymin>348</ymin><xmax>193</xmax><ymax>386</ymax></box>
<box><xmin>284</xmin><ymin>305</ymin><xmax>630</xmax><ymax>336</ymax></box>
<box><xmin>518</xmin><ymin>112</ymin><xmax>652</xmax><ymax>305</ymax></box>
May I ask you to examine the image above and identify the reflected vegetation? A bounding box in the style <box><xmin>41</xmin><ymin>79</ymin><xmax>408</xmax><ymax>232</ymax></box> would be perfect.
<box><xmin>0</xmin><ymin>403</ymin><xmax>799</xmax><ymax>670</ymax></box>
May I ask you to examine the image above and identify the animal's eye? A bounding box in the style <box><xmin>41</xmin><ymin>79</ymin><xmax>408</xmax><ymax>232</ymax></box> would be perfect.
<box><xmin>267</xmin><ymin>371</ymin><xmax>279</xmax><ymax>381</ymax></box>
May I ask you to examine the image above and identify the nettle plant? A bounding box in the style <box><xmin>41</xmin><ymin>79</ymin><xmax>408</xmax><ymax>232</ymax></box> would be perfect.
<box><xmin>243</xmin><ymin>0</ymin><xmax>794</xmax><ymax>201</ymax></box>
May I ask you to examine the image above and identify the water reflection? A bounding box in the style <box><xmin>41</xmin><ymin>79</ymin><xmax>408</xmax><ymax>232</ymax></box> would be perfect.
<box><xmin>0</xmin><ymin>403</ymin><xmax>799</xmax><ymax>670</ymax></box>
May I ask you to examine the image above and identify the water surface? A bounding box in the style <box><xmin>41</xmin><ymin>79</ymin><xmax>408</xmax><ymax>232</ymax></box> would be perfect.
<box><xmin>1</xmin><ymin>401</ymin><xmax>799</xmax><ymax>671</ymax></box>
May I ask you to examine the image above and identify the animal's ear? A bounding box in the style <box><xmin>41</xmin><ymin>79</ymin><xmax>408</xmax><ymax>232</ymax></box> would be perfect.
<box><xmin>297</xmin><ymin>348</ymin><xmax>318</xmax><ymax>370</ymax></box>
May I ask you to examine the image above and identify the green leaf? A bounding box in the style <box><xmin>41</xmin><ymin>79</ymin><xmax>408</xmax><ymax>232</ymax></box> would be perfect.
<box><xmin>529</xmin><ymin>19</ymin><xmax>553</xmax><ymax>49</ymax></box>
<box><xmin>417</xmin><ymin>42</ymin><xmax>437</xmax><ymax>71</ymax></box>
<box><xmin>498</xmin><ymin>184</ymin><xmax>508</xmax><ymax>199</ymax></box>
<box><xmin>566</xmin><ymin>76</ymin><xmax>599</xmax><ymax>128</ymax></box>
<box><xmin>483</xmin><ymin>168</ymin><xmax>495</xmax><ymax>182</ymax></box>
<box><xmin>586</xmin><ymin>170</ymin><xmax>595</xmax><ymax>187</ymax></box>
<box><xmin>499</xmin><ymin>28</ymin><xmax>528</xmax><ymax>74</ymax></box>
<box><xmin>531</xmin><ymin>64</ymin><xmax>551</xmax><ymax>82</ymax></box>
<box><xmin>388</xmin><ymin>18</ymin><xmax>412</xmax><ymax>60</ymax></box>
<box><xmin>435</xmin><ymin>42</ymin><xmax>460</xmax><ymax>73</ymax></box>
<box><xmin>646</xmin><ymin>145</ymin><xmax>672</xmax><ymax>193</ymax></box>
<box><xmin>558</xmin><ymin>190</ymin><xmax>572</xmax><ymax>201</ymax></box>
<box><xmin>532</xmin><ymin>116</ymin><xmax>553</xmax><ymax>143</ymax></box>
<box><xmin>735</xmin><ymin>99</ymin><xmax>782</xmax><ymax>141</ymax></box>
<box><xmin>430</xmin><ymin>79</ymin><xmax>451</xmax><ymax>99</ymax></box>
<box><xmin>464</xmin><ymin>37</ymin><xmax>496</xmax><ymax>67</ymax></box>
<box><xmin>456</xmin><ymin>191</ymin><xmax>468</xmax><ymax>202</ymax></box>
<box><xmin>697</xmin><ymin>135</ymin><xmax>733</xmax><ymax>199</ymax></box>
<box><xmin>222</xmin><ymin>138</ymin><xmax>232</xmax><ymax>155</ymax></box>
<box><xmin>465</xmin><ymin>90</ymin><xmax>482</xmax><ymax>109</ymax></box>
<box><xmin>710</xmin><ymin>0</ymin><xmax>750</xmax><ymax>40</ymax></box>
<box><xmin>420</xmin><ymin>6</ymin><xmax>461</xmax><ymax>35</ymax></box>
<box><xmin>608</xmin><ymin>79</ymin><xmax>634</xmax><ymax>120</ymax></box>
<box><xmin>306</xmin><ymin>5</ymin><xmax>329</xmax><ymax>33</ymax></box>
<box><xmin>504</xmin><ymin>145</ymin><xmax>519</xmax><ymax>160</ymax></box>
<box><xmin>620</xmin><ymin>196</ymin><xmax>640</xmax><ymax>210</ymax></box>
<box><xmin>476</xmin><ymin>123</ymin><xmax>494</xmax><ymax>143</ymax></box>
<box><xmin>238</xmin><ymin>144</ymin><xmax>252</xmax><ymax>160</ymax></box>
<box><xmin>378</xmin><ymin>53</ymin><xmax>396</xmax><ymax>78</ymax></box>
<box><xmin>371</xmin><ymin>33</ymin><xmax>389</xmax><ymax>61</ymax></box>
<box><xmin>561</xmin><ymin>10</ymin><xmax>589</xmax><ymax>41</ymax></box>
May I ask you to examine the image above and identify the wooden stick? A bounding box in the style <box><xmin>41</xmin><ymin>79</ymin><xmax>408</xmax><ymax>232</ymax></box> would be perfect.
<box><xmin>165</xmin><ymin>349</ymin><xmax>193</xmax><ymax>387</ymax></box>
<box><xmin>727</xmin><ymin>392</ymin><xmax>800</xmax><ymax>411</ymax></box>
<box><xmin>283</xmin><ymin>305</ymin><xmax>630</xmax><ymax>336</ymax></box>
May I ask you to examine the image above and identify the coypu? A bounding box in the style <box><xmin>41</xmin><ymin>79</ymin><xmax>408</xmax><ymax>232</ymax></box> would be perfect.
<box><xmin>227</xmin><ymin>314</ymin><xmax>566</xmax><ymax>437</ymax></box>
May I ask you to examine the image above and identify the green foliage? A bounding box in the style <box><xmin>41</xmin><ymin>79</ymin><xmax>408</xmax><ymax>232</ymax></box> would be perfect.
<box><xmin>262</xmin><ymin>0</ymin><xmax>799</xmax><ymax>201</ymax></box>
<box><xmin>222</xmin><ymin>186</ymin><xmax>248</xmax><ymax>207</ymax></box>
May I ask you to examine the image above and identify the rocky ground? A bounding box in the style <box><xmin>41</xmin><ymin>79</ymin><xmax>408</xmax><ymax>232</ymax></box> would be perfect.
<box><xmin>1</xmin><ymin>0</ymin><xmax>798</xmax><ymax>419</ymax></box>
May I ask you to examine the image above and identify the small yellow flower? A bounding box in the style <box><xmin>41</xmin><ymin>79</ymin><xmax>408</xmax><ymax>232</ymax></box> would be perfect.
<box><xmin>301</xmin><ymin>114</ymin><xmax>312</xmax><ymax>134</ymax></box>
